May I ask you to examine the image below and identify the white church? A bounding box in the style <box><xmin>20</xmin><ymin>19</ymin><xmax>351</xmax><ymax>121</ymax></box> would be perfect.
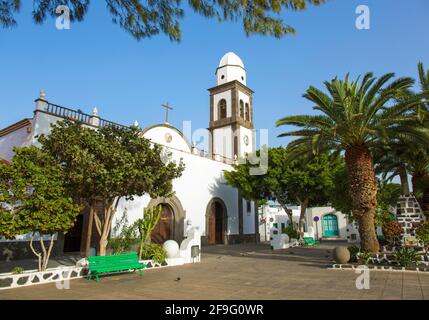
<box><xmin>0</xmin><ymin>52</ymin><xmax>260</xmax><ymax>259</ymax></box>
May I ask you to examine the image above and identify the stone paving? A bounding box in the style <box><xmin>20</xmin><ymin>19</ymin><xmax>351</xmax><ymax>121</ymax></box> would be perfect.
<box><xmin>1</xmin><ymin>242</ymin><xmax>428</xmax><ymax>300</ymax></box>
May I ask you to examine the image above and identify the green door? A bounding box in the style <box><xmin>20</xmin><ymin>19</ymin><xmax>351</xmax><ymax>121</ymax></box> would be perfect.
<box><xmin>322</xmin><ymin>214</ymin><xmax>339</xmax><ymax>237</ymax></box>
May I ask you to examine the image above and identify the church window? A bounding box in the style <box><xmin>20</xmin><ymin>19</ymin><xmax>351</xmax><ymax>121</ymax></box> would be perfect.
<box><xmin>246</xmin><ymin>200</ymin><xmax>251</xmax><ymax>215</ymax></box>
<box><xmin>221</xmin><ymin>75</ymin><xmax>225</xmax><ymax>79</ymax></box>
<box><xmin>218</xmin><ymin>99</ymin><xmax>227</xmax><ymax>119</ymax></box>
<box><xmin>245</xmin><ymin>103</ymin><xmax>250</xmax><ymax>121</ymax></box>
<box><xmin>239</xmin><ymin>100</ymin><xmax>244</xmax><ymax>118</ymax></box>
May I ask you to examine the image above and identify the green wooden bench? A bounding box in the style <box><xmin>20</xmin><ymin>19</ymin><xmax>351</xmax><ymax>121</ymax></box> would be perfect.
<box><xmin>303</xmin><ymin>237</ymin><xmax>320</xmax><ymax>246</ymax></box>
<box><xmin>87</xmin><ymin>252</ymin><xmax>145</xmax><ymax>282</ymax></box>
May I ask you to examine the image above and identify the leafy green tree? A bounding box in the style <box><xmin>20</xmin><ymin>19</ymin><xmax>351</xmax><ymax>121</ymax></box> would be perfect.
<box><xmin>1</xmin><ymin>0</ymin><xmax>325</xmax><ymax>41</ymax></box>
<box><xmin>374</xmin><ymin>63</ymin><xmax>429</xmax><ymax>209</ymax></box>
<box><xmin>279</xmin><ymin>150</ymin><xmax>341</xmax><ymax>233</ymax></box>
<box><xmin>224</xmin><ymin>147</ymin><xmax>339</xmax><ymax>232</ymax></box>
<box><xmin>38</xmin><ymin>120</ymin><xmax>184</xmax><ymax>256</ymax></box>
<box><xmin>329</xmin><ymin>167</ymin><xmax>401</xmax><ymax>225</ymax></box>
<box><xmin>0</xmin><ymin>147</ymin><xmax>81</xmax><ymax>271</ymax></box>
<box><xmin>276</xmin><ymin>72</ymin><xmax>429</xmax><ymax>253</ymax></box>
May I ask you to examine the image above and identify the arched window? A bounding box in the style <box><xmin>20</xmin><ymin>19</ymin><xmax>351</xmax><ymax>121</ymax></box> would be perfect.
<box><xmin>218</xmin><ymin>99</ymin><xmax>227</xmax><ymax>119</ymax></box>
<box><xmin>239</xmin><ymin>100</ymin><xmax>244</xmax><ymax>118</ymax></box>
<box><xmin>245</xmin><ymin>103</ymin><xmax>250</xmax><ymax>121</ymax></box>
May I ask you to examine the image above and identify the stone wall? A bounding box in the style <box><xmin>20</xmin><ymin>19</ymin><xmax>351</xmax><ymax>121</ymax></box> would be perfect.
<box><xmin>396</xmin><ymin>194</ymin><xmax>426</xmax><ymax>245</ymax></box>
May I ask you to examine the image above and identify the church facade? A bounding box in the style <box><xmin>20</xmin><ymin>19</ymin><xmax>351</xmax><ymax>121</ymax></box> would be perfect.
<box><xmin>0</xmin><ymin>52</ymin><xmax>259</xmax><ymax>259</ymax></box>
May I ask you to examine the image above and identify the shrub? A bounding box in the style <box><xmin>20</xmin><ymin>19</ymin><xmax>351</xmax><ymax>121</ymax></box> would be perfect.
<box><xmin>348</xmin><ymin>245</ymin><xmax>360</xmax><ymax>263</ymax></box>
<box><xmin>415</xmin><ymin>221</ymin><xmax>429</xmax><ymax>252</ymax></box>
<box><xmin>11</xmin><ymin>266</ymin><xmax>24</xmax><ymax>274</ymax></box>
<box><xmin>358</xmin><ymin>251</ymin><xmax>372</xmax><ymax>265</ymax></box>
<box><xmin>382</xmin><ymin>220</ymin><xmax>403</xmax><ymax>247</ymax></box>
<box><xmin>282</xmin><ymin>225</ymin><xmax>298</xmax><ymax>240</ymax></box>
<box><xmin>109</xmin><ymin>210</ymin><xmax>139</xmax><ymax>254</ymax></box>
<box><xmin>395</xmin><ymin>247</ymin><xmax>420</xmax><ymax>267</ymax></box>
<box><xmin>140</xmin><ymin>243</ymin><xmax>167</xmax><ymax>264</ymax></box>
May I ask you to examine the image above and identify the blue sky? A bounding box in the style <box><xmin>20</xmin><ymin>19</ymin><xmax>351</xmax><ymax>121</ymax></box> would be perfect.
<box><xmin>0</xmin><ymin>0</ymin><xmax>428</xmax><ymax>149</ymax></box>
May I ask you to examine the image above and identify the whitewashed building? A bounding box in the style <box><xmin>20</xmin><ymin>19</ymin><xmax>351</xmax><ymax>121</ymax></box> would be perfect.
<box><xmin>258</xmin><ymin>205</ymin><xmax>300</xmax><ymax>242</ymax></box>
<box><xmin>0</xmin><ymin>52</ymin><xmax>259</xmax><ymax>260</ymax></box>
<box><xmin>259</xmin><ymin>204</ymin><xmax>349</xmax><ymax>242</ymax></box>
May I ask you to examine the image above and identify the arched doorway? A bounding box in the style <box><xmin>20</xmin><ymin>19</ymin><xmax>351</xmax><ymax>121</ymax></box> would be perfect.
<box><xmin>151</xmin><ymin>204</ymin><xmax>174</xmax><ymax>244</ymax></box>
<box><xmin>147</xmin><ymin>195</ymin><xmax>186</xmax><ymax>244</ymax></box>
<box><xmin>322</xmin><ymin>214</ymin><xmax>339</xmax><ymax>237</ymax></box>
<box><xmin>206</xmin><ymin>198</ymin><xmax>228</xmax><ymax>245</ymax></box>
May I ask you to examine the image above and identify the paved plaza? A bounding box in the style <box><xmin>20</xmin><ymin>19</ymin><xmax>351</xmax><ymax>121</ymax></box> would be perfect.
<box><xmin>1</xmin><ymin>242</ymin><xmax>429</xmax><ymax>300</ymax></box>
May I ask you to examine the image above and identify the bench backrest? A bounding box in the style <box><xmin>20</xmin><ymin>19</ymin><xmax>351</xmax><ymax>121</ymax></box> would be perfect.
<box><xmin>303</xmin><ymin>237</ymin><xmax>315</xmax><ymax>243</ymax></box>
<box><xmin>88</xmin><ymin>252</ymin><xmax>139</xmax><ymax>270</ymax></box>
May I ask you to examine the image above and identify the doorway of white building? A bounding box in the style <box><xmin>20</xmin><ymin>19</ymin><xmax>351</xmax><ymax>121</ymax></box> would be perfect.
<box><xmin>207</xmin><ymin>199</ymin><xmax>227</xmax><ymax>245</ymax></box>
<box><xmin>322</xmin><ymin>214</ymin><xmax>339</xmax><ymax>237</ymax></box>
<box><xmin>151</xmin><ymin>204</ymin><xmax>174</xmax><ymax>244</ymax></box>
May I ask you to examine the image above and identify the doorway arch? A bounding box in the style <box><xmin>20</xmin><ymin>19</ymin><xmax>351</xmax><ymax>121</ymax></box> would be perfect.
<box><xmin>322</xmin><ymin>214</ymin><xmax>339</xmax><ymax>237</ymax></box>
<box><xmin>150</xmin><ymin>204</ymin><xmax>174</xmax><ymax>244</ymax></box>
<box><xmin>205</xmin><ymin>197</ymin><xmax>228</xmax><ymax>245</ymax></box>
<box><xmin>147</xmin><ymin>195</ymin><xmax>186</xmax><ymax>244</ymax></box>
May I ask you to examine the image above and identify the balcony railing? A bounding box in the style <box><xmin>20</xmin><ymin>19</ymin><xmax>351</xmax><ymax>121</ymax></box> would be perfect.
<box><xmin>43</xmin><ymin>102</ymin><xmax>127</xmax><ymax>129</ymax></box>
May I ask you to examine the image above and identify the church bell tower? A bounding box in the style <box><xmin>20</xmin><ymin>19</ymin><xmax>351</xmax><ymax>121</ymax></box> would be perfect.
<box><xmin>208</xmin><ymin>52</ymin><xmax>255</xmax><ymax>162</ymax></box>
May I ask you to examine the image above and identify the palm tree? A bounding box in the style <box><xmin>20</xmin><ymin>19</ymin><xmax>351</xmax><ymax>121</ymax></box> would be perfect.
<box><xmin>374</xmin><ymin>63</ymin><xmax>429</xmax><ymax>215</ymax></box>
<box><xmin>276</xmin><ymin>73</ymin><xmax>429</xmax><ymax>253</ymax></box>
<box><xmin>374</xmin><ymin>142</ymin><xmax>411</xmax><ymax>195</ymax></box>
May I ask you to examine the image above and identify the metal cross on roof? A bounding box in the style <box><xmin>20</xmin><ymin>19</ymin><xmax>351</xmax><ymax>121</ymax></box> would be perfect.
<box><xmin>162</xmin><ymin>102</ymin><xmax>173</xmax><ymax>124</ymax></box>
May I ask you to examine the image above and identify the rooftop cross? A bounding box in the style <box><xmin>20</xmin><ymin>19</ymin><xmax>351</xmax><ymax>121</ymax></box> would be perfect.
<box><xmin>162</xmin><ymin>102</ymin><xmax>173</xmax><ymax>125</ymax></box>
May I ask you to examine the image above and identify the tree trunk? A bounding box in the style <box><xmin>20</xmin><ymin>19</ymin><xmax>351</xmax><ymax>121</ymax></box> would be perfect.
<box><xmin>398</xmin><ymin>164</ymin><xmax>410</xmax><ymax>195</ymax></box>
<box><xmin>85</xmin><ymin>204</ymin><xmax>95</xmax><ymax>257</ymax></box>
<box><xmin>42</xmin><ymin>236</ymin><xmax>55</xmax><ymax>271</ymax></box>
<box><xmin>29</xmin><ymin>233</ymin><xmax>42</xmax><ymax>272</ymax></box>
<box><xmin>279</xmin><ymin>203</ymin><xmax>294</xmax><ymax>230</ymax></box>
<box><xmin>345</xmin><ymin>145</ymin><xmax>379</xmax><ymax>253</ymax></box>
<box><xmin>99</xmin><ymin>237</ymin><xmax>108</xmax><ymax>256</ymax></box>
<box><xmin>97</xmin><ymin>198</ymin><xmax>120</xmax><ymax>256</ymax></box>
<box><xmin>298</xmin><ymin>198</ymin><xmax>309</xmax><ymax>236</ymax></box>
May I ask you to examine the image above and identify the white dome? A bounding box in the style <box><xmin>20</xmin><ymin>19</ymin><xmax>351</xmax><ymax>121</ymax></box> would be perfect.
<box><xmin>218</xmin><ymin>52</ymin><xmax>245</xmax><ymax>69</ymax></box>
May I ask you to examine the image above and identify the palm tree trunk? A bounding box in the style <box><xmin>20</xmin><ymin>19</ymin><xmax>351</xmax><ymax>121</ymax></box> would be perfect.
<box><xmin>412</xmin><ymin>171</ymin><xmax>429</xmax><ymax>218</ymax></box>
<box><xmin>398</xmin><ymin>164</ymin><xmax>410</xmax><ymax>195</ymax></box>
<box><xmin>345</xmin><ymin>145</ymin><xmax>379</xmax><ymax>253</ymax></box>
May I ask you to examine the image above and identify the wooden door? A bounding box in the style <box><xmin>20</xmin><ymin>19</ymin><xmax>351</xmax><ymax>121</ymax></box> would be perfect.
<box><xmin>63</xmin><ymin>214</ymin><xmax>83</xmax><ymax>253</ymax></box>
<box><xmin>151</xmin><ymin>205</ymin><xmax>173</xmax><ymax>244</ymax></box>
<box><xmin>215</xmin><ymin>202</ymin><xmax>224</xmax><ymax>244</ymax></box>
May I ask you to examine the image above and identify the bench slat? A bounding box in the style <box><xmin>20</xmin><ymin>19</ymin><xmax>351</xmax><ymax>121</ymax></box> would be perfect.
<box><xmin>87</xmin><ymin>252</ymin><xmax>145</xmax><ymax>282</ymax></box>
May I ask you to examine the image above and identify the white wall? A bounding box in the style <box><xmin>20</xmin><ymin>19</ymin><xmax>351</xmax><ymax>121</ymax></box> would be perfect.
<box><xmin>116</xmin><ymin>146</ymin><xmax>240</xmax><ymax>238</ymax></box>
<box><xmin>212</xmin><ymin>126</ymin><xmax>233</xmax><ymax>160</ymax></box>
<box><xmin>306</xmin><ymin>207</ymin><xmax>348</xmax><ymax>239</ymax></box>
<box><xmin>242</xmin><ymin>199</ymin><xmax>255</xmax><ymax>234</ymax></box>
<box><xmin>217</xmin><ymin>66</ymin><xmax>246</xmax><ymax>86</ymax></box>
<box><xmin>259</xmin><ymin>205</ymin><xmax>300</xmax><ymax>241</ymax></box>
<box><xmin>0</xmin><ymin>125</ymin><xmax>32</xmax><ymax>161</ymax></box>
<box><xmin>238</xmin><ymin>126</ymin><xmax>254</xmax><ymax>157</ymax></box>
<box><xmin>143</xmin><ymin>126</ymin><xmax>191</xmax><ymax>153</ymax></box>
